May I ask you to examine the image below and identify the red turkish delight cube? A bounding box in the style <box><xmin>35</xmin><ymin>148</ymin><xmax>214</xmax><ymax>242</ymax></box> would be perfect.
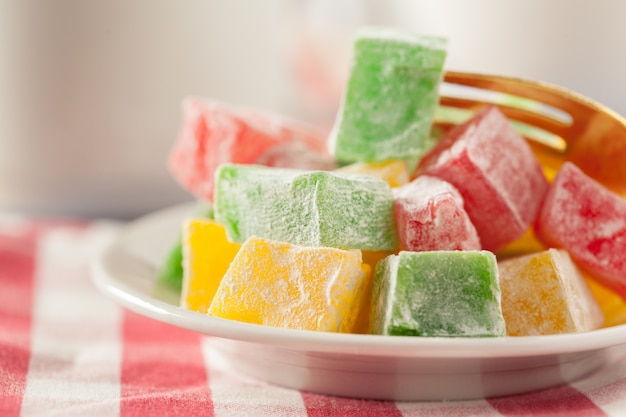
<box><xmin>168</xmin><ymin>97</ymin><xmax>334</xmax><ymax>202</ymax></box>
<box><xmin>393</xmin><ymin>175</ymin><xmax>481</xmax><ymax>251</ymax></box>
<box><xmin>418</xmin><ymin>105</ymin><xmax>549</xmax><ymax>251</ymax></box>
<box><xmin>535</xmin><ymin>161</ymin><xmax>626</xmax><ymax>298</ymax></box>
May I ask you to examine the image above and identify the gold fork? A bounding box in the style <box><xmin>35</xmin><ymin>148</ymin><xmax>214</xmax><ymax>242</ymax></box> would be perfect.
<box><xmin>436</xmin><ymin>70</ymin><xmax>626</xmax><ymax>197</ymax></box>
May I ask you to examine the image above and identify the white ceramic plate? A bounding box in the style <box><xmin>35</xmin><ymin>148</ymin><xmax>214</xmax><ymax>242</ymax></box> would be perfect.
<box><xmin>91</xmin><ymin>202</ymin><xmax>626</xmax><ymax>401</ymax></box>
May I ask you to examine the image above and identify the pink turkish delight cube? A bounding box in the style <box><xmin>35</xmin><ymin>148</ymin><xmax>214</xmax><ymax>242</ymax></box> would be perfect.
<box><xmin>535</xmin><ymin>161</ymin><xmax>626</xmax><ymax>298</ymax></box>
<box><xmin>418</xmin><ymin>105</ymin><xmax>549</xmax><ymax>252</ymax></box>
<box><xmin>393</xmin><ymin>175</ymin><xmax>481</xmax><ymax>251</ymax></box>
<box><xmin>168</xmin><ymin>97</ymin><xmax>335</xmax><ymax>201</ymax></box>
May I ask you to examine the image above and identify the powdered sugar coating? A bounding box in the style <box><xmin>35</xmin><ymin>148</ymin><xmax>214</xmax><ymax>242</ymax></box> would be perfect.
<box><xmin>370</xmin><ymin>251</ymin><xmax>505</xmax><ymax>337</ymax></box>
<box><xmin>498</xmin><ymin>248</ymin><xmax>603</xmax><ymax>336</ymax></box>
<box><xmin>168</xmin><ymin>97</ymin><xmax>334</xmax><ymax>202</ymax></box>
<box><xmin>328</xmin><ymin>27</ymin><xmax>447</xmax><ymax>162</ymax></box>
<box><xmin>208</xmin><ymin>236</ymin><xmax>368</xmax><ymax>333</ymax></box>
<box><xmin>419</xmin><ymin>106</ymin><xmax>549</xmax><ymax>251</ymax></box>
<box><xmin>536</xmin><ymin>162</ymin><xmax>626</xmax><ymax>297</ymax></box>
<box><xmin>393</xmin><ymin>175</ymin><xmax>481</xmax><ymax>251</ymax></box>
<box><xmin>214</xmin><ymin>164</ymin><xmax>398</xmax><ymax>251</ymax></box>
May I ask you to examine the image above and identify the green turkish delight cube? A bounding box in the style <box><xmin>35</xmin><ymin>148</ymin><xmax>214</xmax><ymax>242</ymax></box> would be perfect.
<box><xmin>214</xmin><ymin>163</ymin><xmax>398</xmax><ymax>250</ymax></box>
<box><xmin>328</xmin><ymin>27</ymin><xmax>447</xmax><ymax>163</ymax></box>
<box><xmin>371</xmin><ymin>250</ymin><xmax>505</xmax><ymax>337</ymax></box>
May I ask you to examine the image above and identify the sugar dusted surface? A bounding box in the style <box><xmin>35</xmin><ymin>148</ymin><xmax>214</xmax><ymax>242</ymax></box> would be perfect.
<box><xmin>214</xmin><ymin>164</ymin><xmax>397</xmax><ymax>250</ymax></box>
<box><xmin>316</xmin><ymin>170</ymin><xmax>398</xmax><ymax>249</ymax></box>
<box><xmin>208</xmin><ymin>237</ymin><xmax>367</xmax><ymax>333</ymax></box>
<box><xmin>536</xmin><ymin>162</ymin><xmax>626</xmax><ymax>296</ymax></box>
<box><xmin>421</xmin><ymin>106</ymin><xmax>549</xmax><ymax>251</ymax></box>
<box><xmin>553</xmin><ymin>249</ymin><xmax>605</xmax><ymax>332</ymax></box>
<box><xmin>371</xmin><ymin>251</ymin><xmax>505</xmax><ymax>337</ymax></box>
<box><xmin>466</xmin><ymin>108</ymin><xmax>547</xmax><ymax>229</ymax></box>
<box><xmin>369</xmin><ymin>254</ymin><xmax>397</xmax><ymax>335</ymax></box>
<box><xmin>168</xmin><ymin>98</ymin><xmax>331</xmax><ymax>202</ymax></box>
<box><xmin>393</xmin><ymin>175</ymin><xmax>481</xmax><ymax>251</ymax></box>
<box><xmin>498</xmin><ymin>249</ymin><xmax>602</xmax><ymax>336</ymax></box>
<box><xmin>328</xmin><ymin>27</ymin><xmax>447</xmax><ymax>163</ymax></box>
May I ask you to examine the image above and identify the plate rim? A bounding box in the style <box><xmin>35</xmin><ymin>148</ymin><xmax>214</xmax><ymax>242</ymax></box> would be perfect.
<box><xmin>90</xmin><ymin>202</ymin><xmax>626</xmax><ymax>359</ymax></box>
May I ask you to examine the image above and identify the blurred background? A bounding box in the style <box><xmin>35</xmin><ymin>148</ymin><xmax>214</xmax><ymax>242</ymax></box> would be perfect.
<box><xmin>1</xmin><ymin>0</ymin><xmax>625</xmax><ymax>219</ymax></box>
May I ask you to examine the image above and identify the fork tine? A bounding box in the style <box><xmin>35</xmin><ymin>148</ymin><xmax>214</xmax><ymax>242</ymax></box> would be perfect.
<box><xmin>444</xmin><ymin>71</ymin><xmax>582</xmax><ymax>113</ymax></box>
<box><xmin>443</xmin><ymin>71</ymin><xmax>610</xmax><ymax>130</ymax></box>
<box><xmin>439</xmin><ymin>96</ymin><xmax>571</xmax><ymax>145</ymax></box>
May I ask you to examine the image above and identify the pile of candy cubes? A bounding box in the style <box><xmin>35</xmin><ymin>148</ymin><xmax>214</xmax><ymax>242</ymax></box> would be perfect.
<box><xmin>160</xmin><ymin>26</ymin><xmax>626</xmax><ymax>337</ymax></box>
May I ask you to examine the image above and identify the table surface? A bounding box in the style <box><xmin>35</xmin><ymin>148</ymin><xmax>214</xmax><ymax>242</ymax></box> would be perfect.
<box><xmin>3</xmin><ymin>215</ymin><xmax>626</xmax><ymax>417</ymax></box>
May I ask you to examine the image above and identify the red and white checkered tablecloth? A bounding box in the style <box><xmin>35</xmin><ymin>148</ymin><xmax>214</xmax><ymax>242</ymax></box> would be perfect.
<box><xmin>3</xmin><ymin>215</ymin><xmax>626</xmax><ymax>416</ymax></box>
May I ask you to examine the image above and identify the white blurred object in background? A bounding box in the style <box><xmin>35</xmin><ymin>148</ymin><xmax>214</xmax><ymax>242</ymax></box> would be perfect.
<box><xmin>389</xmin><ymin>0</ymin><xmax>626</xmax><ymax>117</ymax></box>
<box><xmin>0</xmin><ymin>1</ymin><xmax>287</xmax><ymax>219</ymax></box>
<box><xmin>1</xmin><ymin>0</ymin><xmax>625</xmax><ymax>219</ymax></box>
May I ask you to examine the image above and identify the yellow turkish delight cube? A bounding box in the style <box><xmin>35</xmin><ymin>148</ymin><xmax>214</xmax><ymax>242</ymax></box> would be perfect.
<box><xmin>180</xmin><ymin>218</ymin><xmax>241</xmax><ymax>313</ymax></box>
<box><xmin>498</xmin><ymin>248</ymin><xmax>603</xmax><ymax>336</ymax></box>
<box><xmin>208</xmin><ymin>236</ymin><xmax>370</xmax><ymax>333</ymax></box>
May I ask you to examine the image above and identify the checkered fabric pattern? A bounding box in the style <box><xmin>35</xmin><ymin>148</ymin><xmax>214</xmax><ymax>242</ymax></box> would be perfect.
<box><xmin>2</xmin><ymin>216</ymin><xmax>626</xmax><ymax>416</ymax></box>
